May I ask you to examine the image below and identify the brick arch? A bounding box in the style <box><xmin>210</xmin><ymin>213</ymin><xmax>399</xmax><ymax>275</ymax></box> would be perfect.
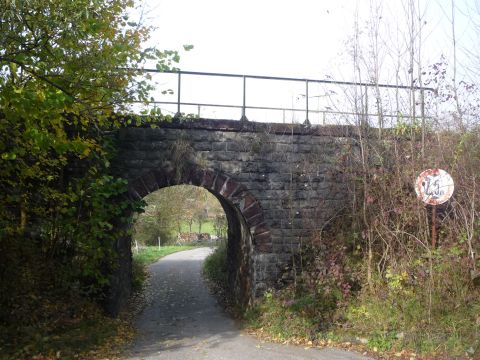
<box><xmin>126</xmin><ymin>166</ymin><xmax>272</xmax><ymax>254</ymax></box>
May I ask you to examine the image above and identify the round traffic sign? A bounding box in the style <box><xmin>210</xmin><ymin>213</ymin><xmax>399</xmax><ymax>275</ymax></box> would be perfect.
<box><xmin>415</xmin><ymin>169</ymin><xmax>454</xmax><ymax>205</ymax></box>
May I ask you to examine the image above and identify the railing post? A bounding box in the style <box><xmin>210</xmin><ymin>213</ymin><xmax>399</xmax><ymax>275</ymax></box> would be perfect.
<box><xmin>174</xmin><ymin>72</ymin><xmax>182</xmax><ymax>119</ymax></box>
<box><xmin>240</xmin><ymin>75</ymin><xmax>248</xmax><ymax>122</ymax></box>
<box><xmin>304</xmin><ymin>80</ymin><xmax>311</xmax><ymax>126</ymax></box>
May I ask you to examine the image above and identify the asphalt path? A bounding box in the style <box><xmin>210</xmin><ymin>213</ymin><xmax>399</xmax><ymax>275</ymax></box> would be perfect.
<box><xmin>123</xmin><ymin>247</ymin><xmax>371</xmax><ymax>360</ymax></box>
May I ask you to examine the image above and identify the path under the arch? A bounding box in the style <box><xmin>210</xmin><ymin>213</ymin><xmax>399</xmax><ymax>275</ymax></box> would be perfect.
<box><xmin>122</xmin><ymin>248</ymin><xmax>370</xmax><ymax>360</ymax></box>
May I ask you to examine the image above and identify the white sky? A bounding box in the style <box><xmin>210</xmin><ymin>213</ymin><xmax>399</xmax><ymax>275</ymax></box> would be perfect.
<box><xmin>130</xmin><ymin>0</ymin><xmax>480</xmax><ymax>123</ymax></box>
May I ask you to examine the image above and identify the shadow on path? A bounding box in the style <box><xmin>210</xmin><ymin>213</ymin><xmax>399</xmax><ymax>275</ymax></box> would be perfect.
<box><xmin>122</xmin><ymin>248</ymin><xmax>371</xmax><ymax>360</ymax></box>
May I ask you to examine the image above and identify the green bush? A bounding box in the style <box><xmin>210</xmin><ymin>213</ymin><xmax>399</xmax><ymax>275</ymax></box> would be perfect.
<box><xmin>131</xmin><ymin>258</ymin><xmax>148</xmax><ymax>293</ymax></box>
<box><xmin>203</xmin><ymin>240</ymin><xmax>228</xmax><ymax>289</ymax></box>
<box><xmin>245</xmin><ymin>289</ymin><xmax>321</xmax><ymax>341</ymax></box>
<box><xmin>343</xmin><ymin>252</ymin><xmax>480</xmax><ymax>355</ymax></box>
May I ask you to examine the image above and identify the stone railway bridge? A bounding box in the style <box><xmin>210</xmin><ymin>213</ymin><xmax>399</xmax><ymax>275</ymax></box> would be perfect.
<box><xmin>108</xmin><ymin>119</ymin><xmax>358</xmax><ymax>314</ymax></box>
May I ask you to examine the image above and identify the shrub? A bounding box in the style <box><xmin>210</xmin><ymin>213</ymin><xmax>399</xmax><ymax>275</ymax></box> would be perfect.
<box><xmin>203</xmin><ymin>240</ymin><xmax>228</xmax><ymax>290</ymax></box>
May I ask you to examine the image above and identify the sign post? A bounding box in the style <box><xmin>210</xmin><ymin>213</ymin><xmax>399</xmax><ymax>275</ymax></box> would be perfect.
<box><xmin>415</xmin><ymin>169</ymin><xmax>454</xmax><ymax>248</ymax></box>
<box><xmin>431</xmin><ymin>205</ymin><xmax>437</xmax><ymax>248</ymax></box>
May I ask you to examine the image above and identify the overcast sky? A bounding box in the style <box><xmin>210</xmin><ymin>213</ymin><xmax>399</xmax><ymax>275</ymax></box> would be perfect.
<box><xmin>130</xmin><ymin>0</ymin><xmax>480</xmax><ymax>122</ymax></box>
<box><xmin>135</xmin><ymin>0</ymin><xmax>477</xmax><ymax>78</ymax></box>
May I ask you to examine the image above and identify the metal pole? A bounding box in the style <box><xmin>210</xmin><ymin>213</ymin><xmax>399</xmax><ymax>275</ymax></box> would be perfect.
<box><xmin>175</xmin><ymin>72</ymin><xmax>182</xmax><ymax>119</ymax></box>
<box><xmin>431</xmin><ymin>206</ymin><xmax>437</xmax><ymax>248</ymax></box>
<box><xmin>304</xmin><ymin>80</ymin><xmax>311</xmax><ymax>126</ymax></box>
<box><xmin>421</xmin><ymin>88</ymin><xmax>425</xmax><ymax>162</ymax></box>
<box><xmin>240</xmin><ymin>75</ymin><xmax>248</xmax><ymax>122</ymax></box>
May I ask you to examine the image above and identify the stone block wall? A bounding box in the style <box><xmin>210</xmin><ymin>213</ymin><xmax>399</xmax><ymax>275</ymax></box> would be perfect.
<box><xmin>112</xmin><ymin>119</ymin><xmax>358</xmax><ymax>305</ymax></box>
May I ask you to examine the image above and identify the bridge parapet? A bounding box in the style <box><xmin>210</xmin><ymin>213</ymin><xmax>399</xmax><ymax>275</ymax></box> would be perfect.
<box><xmin>127</xmin><ymin>70</ymin><xmax>435</xmax><ymax>126</ymax></box>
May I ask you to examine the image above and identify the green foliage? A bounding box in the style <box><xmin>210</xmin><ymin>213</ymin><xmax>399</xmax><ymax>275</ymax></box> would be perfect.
<box><xmin>203</xmin><ymin>241</ymin><xmax>228</xmax><ymax>289</ymax></box>
<box><xmin>212</xmin><ymin>214</ymin><xmax>228</xmax><ymax>239</ymax></box>
<box><xmin>393</xmin><ymin>116</ymin><xmax>422</xmax><ymax>137</ymax></box>
<box><xmin>245</xmin><ymin>289</ymin><xmax>320</xmax><ymax>341</ymax></box>
<box><xmin>245</xmin><ymin>237</ymin><xmax>359</xmax><ymax>342</ymax></box>
<box><xmin>343</xmin><ymin>252</ymin><xmax>480</xmax><ymax>355</ymax></box>
<box><xmin>131</xmin><ymin>255</ymin><xmax>148</xmax><ymax>293</ymax></box>
<box><xmin>0</xmin><ymin>0</ymin><xmax>183</xmax><ymax>351</ymax></box>
<box><xmin>133</xmin><ymin>185</ymin><xmax>226</xmax><ymax>245</ymax></box>
<box><xmin>365</xmin><ymin>330</ymin><xmax>398</xmax><ymax>352</ymax></box>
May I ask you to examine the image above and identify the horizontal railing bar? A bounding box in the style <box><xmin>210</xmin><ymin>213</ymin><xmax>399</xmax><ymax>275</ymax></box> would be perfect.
<box><xmin>133</xmin><ymin>101</ymin><xmax>432</xmax><ymax>119</ymax></box>
<box><xmin>130</xmin><ymin>68</ymin><xmax>436</xmax><ymax>92</ymax></box>
<box><xmin>147</xmin><ymin>101</ymin><xmax>241</xmax><ymax>109</ymax></box>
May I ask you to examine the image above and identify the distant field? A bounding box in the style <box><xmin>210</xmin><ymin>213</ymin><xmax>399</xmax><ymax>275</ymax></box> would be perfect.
<box><xmin>179</xmin><ymin>221</ymin><xmax>217</xmax><ymax>234</ymax></box>
<box><xmin>132</xmin><ymin>220</ymin><xmax>225</xmax><ymax>247</ymax></box>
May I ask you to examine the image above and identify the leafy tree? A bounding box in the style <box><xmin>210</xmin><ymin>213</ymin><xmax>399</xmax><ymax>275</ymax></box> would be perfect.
<box><xmin>212</xmin><ymin>214</ymin><xmax>227</xmax><ymax>239</ymax></box>
<box><xmin>0</xmin><ymin>0</ymin><xmax>181</xmax><ymax>332</ymax></box>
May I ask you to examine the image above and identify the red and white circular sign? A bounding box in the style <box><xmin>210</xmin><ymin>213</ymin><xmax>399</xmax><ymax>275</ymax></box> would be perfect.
<box><xmin>415</xmin><ymin>169</ymin><xmax>454</xmax><ymax>205</ymax></box>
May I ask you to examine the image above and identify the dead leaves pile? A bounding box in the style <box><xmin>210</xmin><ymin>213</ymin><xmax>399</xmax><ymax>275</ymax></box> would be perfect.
<box><xmin>0</xmin><ymin>299</ymin><xmax>137</xmax><ymax>360</ymax></box>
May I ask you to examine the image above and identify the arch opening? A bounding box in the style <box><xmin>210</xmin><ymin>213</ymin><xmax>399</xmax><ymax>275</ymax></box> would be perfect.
<box><xmin>117</xmin><ymin>165</ymin><xmax>272</xmax><ymax>311</ymax></box>
<box><xmin>133</xmin><ymin>185</ymin><xmax>228</xmax><ymax>248</ymax></box>
<box><xmin>132</xmin><ymin>183</ymin><xmax>254</xmax><ymax>306</ymax></box>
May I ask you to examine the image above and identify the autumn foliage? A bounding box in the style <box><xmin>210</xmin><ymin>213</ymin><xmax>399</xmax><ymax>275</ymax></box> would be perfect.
<box><xmin>0</xmin><ymin>0</ymin><xmax>180</xmax><ymax>356</ymax></box>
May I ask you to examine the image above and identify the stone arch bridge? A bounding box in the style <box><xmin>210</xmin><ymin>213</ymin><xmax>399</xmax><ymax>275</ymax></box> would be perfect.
<box><xmin>108</xmin><ymin>119</ymin><xmax>357</xmax><ymax>314</ymax></box>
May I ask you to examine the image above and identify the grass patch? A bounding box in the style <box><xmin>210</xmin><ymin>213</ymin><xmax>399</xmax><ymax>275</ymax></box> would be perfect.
<box><xmin>133</xmin><ymin>245</ymin><xmax>196</xmax><ymax>266</ymax></box>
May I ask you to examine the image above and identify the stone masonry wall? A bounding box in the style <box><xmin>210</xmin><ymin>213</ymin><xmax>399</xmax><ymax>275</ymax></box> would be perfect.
<box><xmin>112</xmin><ymin>119</ymin><xmax>358</xmax><ymax>303</ymax></box>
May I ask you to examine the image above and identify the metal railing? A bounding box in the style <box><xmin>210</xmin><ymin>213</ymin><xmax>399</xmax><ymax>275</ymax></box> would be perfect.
<box><xmin>133</xmin><ymin>69</ymin><xmax>436</xmax><ymax>125</ymax></box>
